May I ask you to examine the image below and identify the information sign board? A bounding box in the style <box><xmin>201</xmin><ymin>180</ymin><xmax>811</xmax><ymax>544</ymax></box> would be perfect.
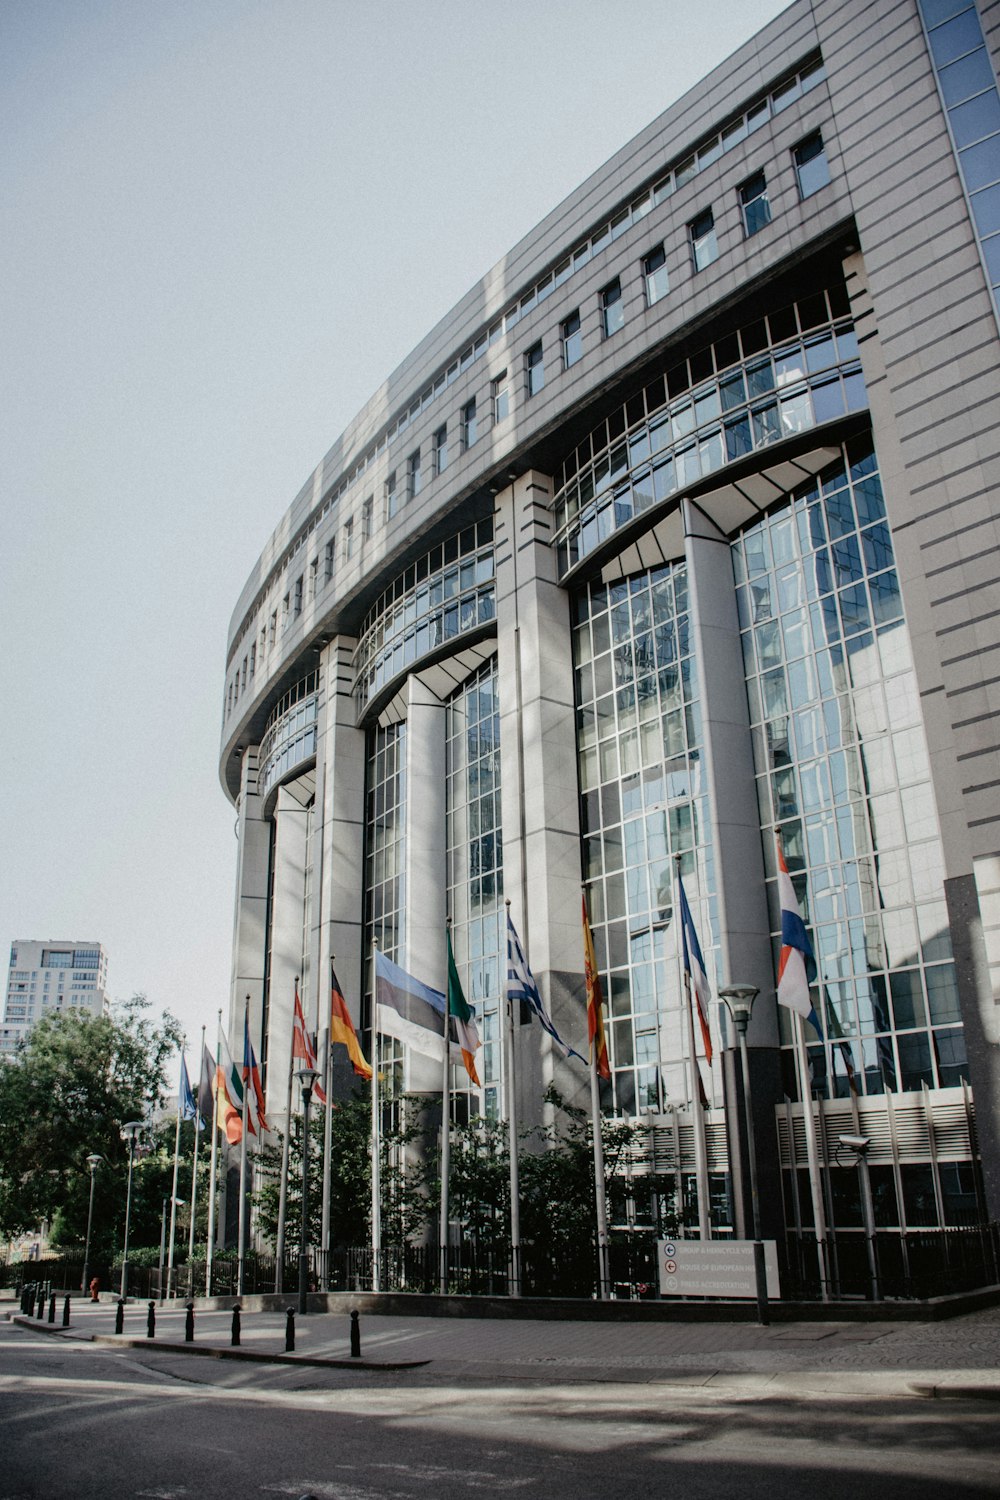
<box><xmin>657</xmin><ymin>1239</ymin><xmax>780</xmax><ymax>1298</ymax></box>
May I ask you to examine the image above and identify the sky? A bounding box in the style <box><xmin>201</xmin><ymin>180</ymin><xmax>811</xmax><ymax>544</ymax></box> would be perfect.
<box><xmin>1</xmin><ymin>0</ymin><xmax>791</xmax><ymax>1051</ymax></box>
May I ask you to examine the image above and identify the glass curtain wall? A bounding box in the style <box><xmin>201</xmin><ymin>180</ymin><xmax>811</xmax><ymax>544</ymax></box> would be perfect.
<box><xmin>733</xmin><ymin>432</ymin><xmax>968</xmax><ymax>1101</ymax></box>
<box><xmin>363</xmin><ymin>722</ymin><xmax>407</xmax><ymax>1088</ymax></box>
<box><xmin>572</xmin><ymin>564</ymin><xmax>718</xmax><ymax>1117</ymax></box>
<box><xmin>446</xmin><ymin>658</ymin><xmax>504</xmax><ymax>1118</ymax></box>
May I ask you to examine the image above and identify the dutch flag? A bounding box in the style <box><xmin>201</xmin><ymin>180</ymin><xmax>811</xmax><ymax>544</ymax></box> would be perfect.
<box><xmin>776</xmin><ymin>836</ymin><xmax>820</xmax><ymax>1032</ymax></box>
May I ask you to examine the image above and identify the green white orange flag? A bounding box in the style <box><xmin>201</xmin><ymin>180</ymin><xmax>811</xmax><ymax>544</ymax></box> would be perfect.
<box><xmin>446</xmin><ymin>929</ymin><xmax>482</xmax><ymax>1086</ymax></box>
<box><xmin>215</xmin><ymin>1031</ymin><xmax>251</xmax><ymax>1144</ymax></box>
<box><xmin>583</xmin><ymin>894</ymin><xmax>611</xmax><ymax>1082</ymax></box>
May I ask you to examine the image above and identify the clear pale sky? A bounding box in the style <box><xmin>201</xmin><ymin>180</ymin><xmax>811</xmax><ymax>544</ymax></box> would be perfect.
<box><xmin>1</xmin><ymin>0</ymin><xmax>791</xmax><ymax>1049</ymax></box>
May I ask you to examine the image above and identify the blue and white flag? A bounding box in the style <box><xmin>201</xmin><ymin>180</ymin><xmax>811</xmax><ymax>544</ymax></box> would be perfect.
<box><xmin>776</xmin><ymin>837</ymin><xmax>821</xmax><ymax>1032</ymax></box>
<box><xmin>179</xmin><ymin>1054</ymin><xmax>200</xmax><ymax>1125</ymax></box>
<box><xmin>677</xmin><ymin>872</ymin><xmax>713</xmax><ymax>1064</ymax></box>
<box><xmin>506</xmin><ymin>911</ymin><xmax>585</xmax><ymax>1063</ymax></box>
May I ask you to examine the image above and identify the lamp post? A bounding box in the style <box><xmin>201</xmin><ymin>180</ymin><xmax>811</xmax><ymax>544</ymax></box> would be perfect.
<box><xmin>120</xmin><ymin>1121</ymin><xmax>144</xmax><ymax>1300</ymax></box>
<box><xmin>296</xmin><ymin>1066</ymin><xmax>319</xmax><ymax>1316</ymax></box>
<box><xmin>81</xmin><ymin>1153</ymin><xmax>102</xmax><ymax>1294</ymax></box>
<box><xmin>719</xmin><ymin>984</ymin><xmax>768</xmax><ymax>1323</ymax></box>
<box><xmin>158</xmin><ymin>1196</ymin><xmax>185</xmax><ymax>1302</ymax></box>
<box><xmin>836</xmin><ymin>1134</ymin><xmax>880</xmax><ymax>1302</ymax></box>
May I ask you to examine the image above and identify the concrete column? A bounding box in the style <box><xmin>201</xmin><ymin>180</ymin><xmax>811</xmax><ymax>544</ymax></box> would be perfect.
<box><xmin>683</xmin><ymin>499</ymin><xmax>784</xmax><ymax>1242</ymax></box>
<box><xmin>264</xmin><ymin>785</ymin><xmax>310</xmax><ymax>1130</ymax></box>
<box><xmin>228</xmin><ymin>747</ymin><xmax>271</xmax><ymax>1057</ymax></box>
<box><xmin>495</xmin><ymin>470</ymin><xmax>588</xmax><ymax>1120</ymax></box>
<box><xmin>403</xmin><ymin>673</ymin><xmax>448</xmax><ymax>1094</ymax></box>
<box><xmin>311</xmin><ymin>636</ymin><xmax>368</xmax><ymax>1097</ymax></box>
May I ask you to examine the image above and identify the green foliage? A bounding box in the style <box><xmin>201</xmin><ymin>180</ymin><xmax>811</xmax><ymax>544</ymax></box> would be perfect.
<box><xmin>0</xmin><ymin>997</ymin><xmax>183</xmax><ymax>1256</ymax></box>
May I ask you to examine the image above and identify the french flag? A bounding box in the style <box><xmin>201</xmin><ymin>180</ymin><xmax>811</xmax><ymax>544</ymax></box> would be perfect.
<box><xmin>776</xmin><ymin>837</ymin><xmax>819</xmax><ymax>1029</ymax></box>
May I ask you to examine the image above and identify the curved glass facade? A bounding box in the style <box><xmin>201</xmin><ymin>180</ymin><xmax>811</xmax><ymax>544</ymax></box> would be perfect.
<box><xmin>573</xmin><ymin>563</ymin><xmax>716</xmax><ymax>1117</ymax></box>
<box><xmin>733</xmin><ymin>433</ymin><xmax>966</xmax><ymax>1099</ymax></box>
<box><xmin>553</xmin><ymin>287</ymin><xmax>865</xmax><ymax>575</ymax></box>
<box><xmin>257</xmin><ymin>672</ymin><xmax>319</xmax><ymax>803</ymax></box>
<box><xmin>446</xmin><ymin>658</ymin><xmax>504</xmax><ymax>1117</ymax></box>
<box><xmin>354</xmin><ymin>520</ymin><xmax>496</xmax><ymax>716</ymax></box>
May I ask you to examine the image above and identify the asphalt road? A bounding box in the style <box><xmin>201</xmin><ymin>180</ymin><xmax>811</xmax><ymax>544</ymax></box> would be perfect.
<box><xmin>2</xmin><ymin>1318</ymin><xmax>999</xmax><ymax>1500</ymax></box>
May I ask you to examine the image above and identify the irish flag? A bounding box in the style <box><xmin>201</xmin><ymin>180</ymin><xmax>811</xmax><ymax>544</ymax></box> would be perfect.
<box><xmin>215</xmin><ymin>1031</ymin><xmax>250</xmax><ymax>1144</ymax></box>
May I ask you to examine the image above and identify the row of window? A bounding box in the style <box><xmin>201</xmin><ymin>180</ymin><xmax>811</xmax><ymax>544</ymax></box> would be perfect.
<box><xmin>225</xmin><ymin>123</ymin><xmax>830</xmax><ymax>724</ymax></box>
<box><xmin>225</xmin><ymin>66</ymin><xmax>830</xmax><ymax>683</ymax></box>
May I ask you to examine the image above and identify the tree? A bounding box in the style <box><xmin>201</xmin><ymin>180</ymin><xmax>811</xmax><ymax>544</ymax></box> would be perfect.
<box><xmin>0</xmin><ymin>997</ymin><xmax>182</xmax><ymax>1259</ymax></box>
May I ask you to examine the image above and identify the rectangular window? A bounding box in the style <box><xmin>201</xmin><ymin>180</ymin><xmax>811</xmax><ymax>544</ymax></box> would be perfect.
<box><xmin>434</xmin><ymin>425</ymin><xmax>449</xmax><ymax>474</ymax></box>
<box><xmin>249</xmin><ymin>642</ymin><xmax>256</xmax><ymax>678</ymax></box>
<box><xmin>241</xmin><ymin>656</ymin><xmax>248</xmax><ymax>690</ymax></box>
<box><xmin>293</xmin><ymin>575</ymin><xmax>303</xmax><ymax>616</ymax></box>
<box><xmin>308</xmin><ymin>556</ymin><xmax>318</xmax><ymax>597</ymax></box>
<box><xmin>561</xmin><ymin>310</ymin><xmax>582</xmax><ymax>367</ymax></box>
<box><xmin>324</xmin><ymin>538</ymin><xmax>335</xmax><ymax>580</ymax></box>
<box><xmin>386</xmin><ymin>469</ymin><xmax>399</xmax><ymax>519</ymax></box>
<box><xmin>794</xmin><ymin>132</ymin><xmax>831</xmax><ymax>198</ymax></box>
<box><xmin>739</xmin><ymin>170</ymin><xmax>772</xmax><ymax>235</ymax></box>
<box><xmin>525</xmin><ymin>341</ymin><xmax>544</xmax><ymax>396</ymax></box>
<box><xmin>690</xmin><ymin>208</ymin><xmax>718</xmax><ymax>271</ymax></box>
<box><xmin>601</xmin><ymin>278</ymin><xmax>624</xmax><ymax>337</ymax></box>
<box><xmin>642</xmin><ymin>245</ymin><xmax>669</xmax><ymax>305</ymax></box>
<box><xmin>462</xmin><ymin>397</ymin><xmax>478</xmax><ymax>448</ymax></box>
<box><xmin>492</xmin><ymin>370</ymin><xmax>509</xmax><ymax>424</ymax></box>
<box><xmin>362</xmin><ymin>495</ymin><xmax>373</xmax><ymax>538</ymax></box>
<box><xmin>269</xmin><ymin>612</ymin><xmax>277</xmax><ymax>649</ymax></box>
<box><xmin>343</xmin><ymin>517</ymin><xmax>354</xmax><ymax>558</ymax></box>
<box><xmin>407</xmin><ymin>449</ymin><xmax>422</xmax><ymax>498</ymax></box>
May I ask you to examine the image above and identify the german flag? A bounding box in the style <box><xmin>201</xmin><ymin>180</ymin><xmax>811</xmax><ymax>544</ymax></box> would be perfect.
<box><xmin>331</xmin><ymin>964</ymin><xmax>372</xmax><ymax>1080</ymax></box>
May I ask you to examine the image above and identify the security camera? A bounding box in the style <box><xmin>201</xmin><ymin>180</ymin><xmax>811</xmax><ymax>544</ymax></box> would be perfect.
<box><xmin>838</xmin><ymin>1133</ymin><xmax>870</xmax><ymax>1153</ymax></box>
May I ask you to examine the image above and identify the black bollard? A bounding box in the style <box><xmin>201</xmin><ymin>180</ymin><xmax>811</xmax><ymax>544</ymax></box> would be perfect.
<box><xmin>231</xmin><ymin>1305</ymin><xmax>241</xmax><ymax>1347</ymax></box>
<box><xmin>38</xmin><ymin>1290</ymin><xmax>47</xmax><ymax>1320</ymax></box>
<box><xmin>20</xmin><ymin>1287</ymin><xmax>29</xmax><ymax>1316</ymax></box>
<box><xmin>350</xmin><ymin>1309</ymin><xmax>361</xmax><ymax>1358</ymax></box>
<box><xmin>185</xmin><ymin>1302</ymin><xmax>194</xmax><ymax>1343</ymax></box>
<box><xmin>115</xmin><ymin>1299</ymin><xmax>124</xmax><ymax>1335</ymax></box>
<box><xmin>147</xmin><ymin>1301</ymin><xmax>156</xmax><ymax>1339</ymax></box>
<box><xmin>285</xmin><ymin>1307</ymin><xmax>295</xmax><ymax>1352</ymax></box>
<box><xmin>62</xmin><ymin>1296</ymin><xmax>71</xmax><ymax>1328</ymax></box>
<box><xmin>48</xmin><ymin>1293</ymin><xmax>56</xmax><ymax>1324</ymax></box>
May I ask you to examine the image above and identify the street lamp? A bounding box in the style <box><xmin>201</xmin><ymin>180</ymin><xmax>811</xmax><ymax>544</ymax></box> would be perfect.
<box><xmin>120</xmin><ymin>1121</ymin><xmax>145</xmax><ymax>1300</ymax></box>
<box><xmin>158</xmin><ymin>1195</ymin><xmax>186</xmax><ymax>1303</ymax></box>
<box><xmin>835</xmin><ymin>1133</ymin><xmax>881</xmax><ymax>1302</ymax></box>
<box><xmin>718</xmin><ymin>984</ymin><xmax>768</xmax><ymax>1323</ymax></box>
<box><xmin>81</xmin><ymin>1153</ymin><xmax>103</xmax><ymax>1294</ymax></box>
<box><xmin>296</xmin><ymin>1066</ymin><xmax>319</xmax><ymax>1316</ymax></box>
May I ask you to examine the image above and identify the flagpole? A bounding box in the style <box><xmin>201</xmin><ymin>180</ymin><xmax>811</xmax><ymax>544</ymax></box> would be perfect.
<box><xmin>320</xmin><ymin>963</ymin><xmax>335</xmax><ymax>1291</ymax></box>
<box><xmin>439</xmin><ymin>925</ymin><xmax>453</xmax><ymax>1297</ymax></box>
<box><xmin>370</xmin><ymin>939</ymin><xmax>381</xmax><ymax>1294</ymax></box>
<box><xmin>503</xmin><ymin>902</ymin><xmax>522</xmax><ymax>1299</ymax></box>
<box><xmin>275</xmin><ymin>981</ymin><xmax>298</xmax><ymax>1294</ymax></box>
<box><xmin>588</xmin><ymin>1048</ymin><xmax>610</xmax><ymax>1300</ymax></box>
<box><xmin>237</xmin><ymin>997</ymin><xmax>250</xmax><ymax>1299</ymax></box>
<box><xmin>793</xmin><ymin>1011</ymin><xmax>831</xmax><ymax>1300</ymax></box>
<box><xmin>206</xmin><ymin>1009</ymin><xmax>222</xmax><ymax>1298</ymax></box>
<box><xmin>674</xmin><ymin>856</ymin><xmax>711</xmax><ymax>1240</ymax></box>
<box><xmin>167</xmin><ymin>1042</ymin><xmax>185</xmax><ymax>1299</ymax></box>
<box><xmin>187</xmin><ymin>1025</ymin><xmax>205</xmax><ymax>1298</ymax></box>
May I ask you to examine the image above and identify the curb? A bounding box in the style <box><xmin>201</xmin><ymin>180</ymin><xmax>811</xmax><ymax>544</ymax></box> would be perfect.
<box><xmin>89</xmin><ymin>1335</ymin><xmax>430</xmax><ymax>1370</ymax></box>
<box><xmin>909</xmin><ymin>1381</ymin><xmax>1000</xmax><ymax>1402</ymax></box>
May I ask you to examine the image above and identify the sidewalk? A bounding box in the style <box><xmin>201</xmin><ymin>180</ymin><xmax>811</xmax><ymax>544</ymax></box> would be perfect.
<box><xmin>8</xmin><ymin>1295</ymin><xmax>1000</xmax><ymax>1400</ymax></box>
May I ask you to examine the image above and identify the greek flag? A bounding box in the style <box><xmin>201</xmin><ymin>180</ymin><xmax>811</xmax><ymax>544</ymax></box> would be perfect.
<box><xmin>506</xmin><ymin>911</ymin><xmax>584</xmax><ymax>1064</ymax></box>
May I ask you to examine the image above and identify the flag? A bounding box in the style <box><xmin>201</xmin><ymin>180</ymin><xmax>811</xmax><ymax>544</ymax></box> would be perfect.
<box><xmin>330</xmin><ymin>966</ymin><xmax>372</xmax><ymax>1080</ymax></box>
<box><xmin>292</xmin><ymin>984</ymin><xmax>327</xmax><ymax>1104</ymax></box>
<box><xmin>179</xmin><ymin>1054</ymin><xmax>199</xmax><ymax>1125</ymax></box>
<box><xmin>776</xmin><ymin>836</ymin><xmax>820</xmax><ymax>1031</ymax></box>
<box><xmin>243</xmin><ymin>1007</ymin><xmax>269</xmax><ymax>1132</ymax></box>
<box><xmin>215</xmin><ymin>1031</ymin><xmax>249</xmax><ymax>1144</ymax></box>
<box><xmin>197</xmin><ymin>1043</ymin><xmax>215</xmax><ymax>1121</ymax></box>
<box><xmin>506</xmin><ymin>910</ymin><xmax>584</xmax><ymax>1063</ymax></box>
<box><xmin>374</xmin><ymin>950</ymin><xmax>458</xmax><ymax>1065</ymax></box>
<box><xmin>582</xmin><ymin>895</ymin><xmax>611</xmax><ymax>1082</ymax></box>
<box><xmin>447</xmin><ymin>929</ymin><xmax>482</xmax><ymax>1086</ymax></box>
<box><xmin>677</xmin><ymin>872</ymin><xmax>714</xmax><ymax>1066</ymax></box>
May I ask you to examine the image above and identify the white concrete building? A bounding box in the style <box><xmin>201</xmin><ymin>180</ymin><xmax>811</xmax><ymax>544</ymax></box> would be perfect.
<box><xmin>2</xmin><ymin>941</ymin><xmax>110</xmax><ymax>1055</ymax></box>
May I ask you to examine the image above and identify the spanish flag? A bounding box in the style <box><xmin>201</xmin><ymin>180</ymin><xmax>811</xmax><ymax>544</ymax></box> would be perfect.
<box><xmin>331</xmin><ymin>965</ymin><xmax>372</xmax><ymax>1080</ymax></box>
<box><xmin>582</xmin><ymin>894</ymin><xmax>611</xmax><ymax>1082</ymax></box>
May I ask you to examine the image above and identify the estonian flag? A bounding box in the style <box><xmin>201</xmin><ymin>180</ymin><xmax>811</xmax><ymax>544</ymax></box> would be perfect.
<box><xmin>375</xmin><ymin>950</ymin><xmax>454</xmax><ymax>1065</ymax></box>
